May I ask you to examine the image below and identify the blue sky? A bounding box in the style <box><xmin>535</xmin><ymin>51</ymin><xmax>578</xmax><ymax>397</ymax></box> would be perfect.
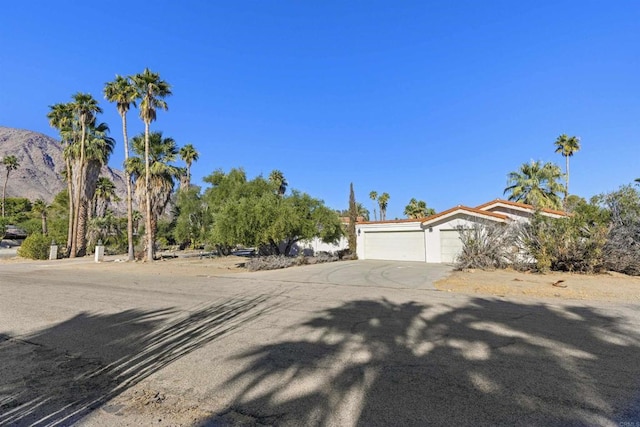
<box><xmin>1</xmin><ymin>1</ymin><xmax>639</xmax><ymax>219</ymax></box>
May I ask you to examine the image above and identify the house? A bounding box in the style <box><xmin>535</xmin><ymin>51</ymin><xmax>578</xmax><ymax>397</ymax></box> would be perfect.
<box><xmin>355</xmin><ymin>199</ymin><xmax>566</xmax><ymax>263</ymax></box>
<box><xmin>287</xmin><ymin>216</ymin><xmax>362</xmax><ymax>256</ymax></box>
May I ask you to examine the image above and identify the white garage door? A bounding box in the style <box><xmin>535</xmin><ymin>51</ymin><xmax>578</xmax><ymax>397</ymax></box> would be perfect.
<box><xmin>440</xmin><ymin>230</ymin><xmax>463</xmax><ymax>263</ymax></box>
<box><xmin>364</xmin><ymin>231</ymin><xmax>425</xmax><ymax>262</ymax></box>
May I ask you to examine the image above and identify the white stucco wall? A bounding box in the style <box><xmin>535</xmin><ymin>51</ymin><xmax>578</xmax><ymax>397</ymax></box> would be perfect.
<box><xmin>424</xmin><ymin>214</ymin><xmax>493</xmax><ymax>263</ymax></box>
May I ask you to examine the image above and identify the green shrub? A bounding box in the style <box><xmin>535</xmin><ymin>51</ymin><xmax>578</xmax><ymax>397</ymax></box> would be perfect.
<box><xmin>522</xmin><ymin>213</ymin><xmax>607</xmax><ymax>273</ymax></box>
<box><xmin>17</xmin><ymin>233</ymin><xmax>52</xmax><ymax>260</ymax></box>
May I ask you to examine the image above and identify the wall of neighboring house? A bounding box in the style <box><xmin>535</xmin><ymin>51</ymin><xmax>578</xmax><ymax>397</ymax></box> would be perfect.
<box><xmin>293</xmin><ymin>236</ymin><xmax>349</xmax><ymax>256</ymax></box>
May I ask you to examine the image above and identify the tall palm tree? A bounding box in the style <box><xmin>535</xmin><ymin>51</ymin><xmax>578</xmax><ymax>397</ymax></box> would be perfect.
<box><xmin>128</xmin><ymin>132</ymin><xmax>180</xmax><ymax>257</ymax></box>
<box><xmin>504</xmin><ymin>160</ymin><xmax>565</xmax><ymax>210</ymax></box>
<box><xmin>32</xmin><ymin>199</ymin><xmax>48</xmax><ymax>235</ymax></box>
<box><xmin>104</xmin><ymin>75</ymin><xmax>138</xmax><ymax>261</ymax></box>
<box><xmin>69</xmin><ymin>93</ymin><xmax>102</xmax><ymax>257</ymax></box>
<box><xmin>179</xmin><ymin>143</ymin><xmax>199</xmax><ymax>189</ymax></box>
<box><xmin>131</xmin><ymin>68</ymin><xmax>172</xmax><ymax>261</ymax></box>
<box><xmin>554</xmin><ymin>134</ymin><xmax>581</xmax><ymax>202</ymax></box>
<box><xmin>93</xmin><ymin>176</ymin><xmax>119</xmax><ymax>218</ymax></box>
<box><xmin>378</xmin><ymin>192</ymin><xmax>390</xmax><ymax>221</ymax></box>
<box><xmin>47</xmin><ymin>102</ymin><xmax>76</xmax><ymax>254</ymax></box>
<box><xmin>269</xmin><ymin>169</ymin><xmax>287</xmax><ymax>197</ymax></box>
<box><xmin>71</xmin><ymin>122</ymin><xmax>115</xmax><ymax>256</ymax></box>
<box><xmin>369</xmin><ymin>191</ymin><xmax>378</xmax><ymax>221</ymax></box>
<box><xmin>2</xmin><ymin>155</ymin><xmax>19</xmax><ymax>218</ymax></box>
<box><xmin>404</xmin><ymin>198</ymin><xmax>435</xmax><ymax>219</ymax></box>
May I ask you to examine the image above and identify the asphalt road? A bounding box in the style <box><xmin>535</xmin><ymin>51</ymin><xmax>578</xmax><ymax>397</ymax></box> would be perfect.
<box><xmin>0</xmin><ymin>258</ymin><xmax>639</xmax><ymax>426</ymax></box>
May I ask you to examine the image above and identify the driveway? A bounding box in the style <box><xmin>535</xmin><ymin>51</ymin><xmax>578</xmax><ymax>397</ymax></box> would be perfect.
<box><xmin>0</xmin><ymin>258</ymin><xmax>639</xmax><ymax>426</ymax></box>
<box><xmin>233</xmin><ymin>260</ymin><xmax>453</xmax><ymax>290</ymax></box>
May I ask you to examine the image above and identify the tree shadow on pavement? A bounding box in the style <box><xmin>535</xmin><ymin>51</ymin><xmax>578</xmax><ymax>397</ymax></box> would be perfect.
<box><xmin>0</xmin><ymin>293</ymin><xmax>279</xmax><ymax>426</ymax></box>
<box><xmin>211</xmin><ymin>298</ymin><xmax>640</xmax><ymax>426</ymax></box>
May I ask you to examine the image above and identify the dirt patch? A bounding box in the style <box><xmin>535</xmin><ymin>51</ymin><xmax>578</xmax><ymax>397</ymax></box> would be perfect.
<box><xmin>435</xmin><ymin>268</ymin><xmax>640</xmax><ymax>302</ymax></box>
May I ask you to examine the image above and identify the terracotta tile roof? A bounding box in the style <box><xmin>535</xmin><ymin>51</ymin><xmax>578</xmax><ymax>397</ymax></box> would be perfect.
<box><xmin>421</xmin><ymin>205</ymin><xmax>509</xmax><ymax>225</ymax></box>
<box><xmin>340</xmin><ymin>216</ymin><xmax>366</xmax><ymax>224</ymax></box>
<box><xmin>357</xmin><ymin>217</ymin><xmax>425</xmax><ymax>225</ymax></box>
<box><xmin>476</xmin><ymin>199</ymin><xmax>568</xmax><ymax>216</ymax></box>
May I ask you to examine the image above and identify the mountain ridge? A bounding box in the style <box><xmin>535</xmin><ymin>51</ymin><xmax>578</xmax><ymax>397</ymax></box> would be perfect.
<box><xmin>0</xmin><ymin>126</ymin><xmax>128</xmax><ymax>211</ymax></box>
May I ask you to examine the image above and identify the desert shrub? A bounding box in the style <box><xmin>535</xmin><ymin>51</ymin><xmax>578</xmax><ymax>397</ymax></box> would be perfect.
<box><xmin>17</xmin><ymin>233</ymin><xmax>51</xmax><ymax>260</ymax></box>
<box><xmin>246</xmin><ymin>255</ymin><xmax>299</xmax><ymax>271</ymax></box>
<box><xmin>246</xmin><ymin>253</ymin><xmax>339</xmax><ymax>271</ymax></box>
<box><xmin>455</xmin><ymin>222</ymin><xmax>522</xmax><ymax>270</ymax></box>
<box><xmin>604</xmin><ymin>223</ymin><xmax>640</xmax><ymax>275</ymax></box>
<box><xmin>521</xmin><ymin>213</ymin><xmax>607</xmax><ymax>273</ymax></box>
<box><xmin>599</xmin><ymin>190</ymin><xmax>640</xmax><ymax>275</ymax></box>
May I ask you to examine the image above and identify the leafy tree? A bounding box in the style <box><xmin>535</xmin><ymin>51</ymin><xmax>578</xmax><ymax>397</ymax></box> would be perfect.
<box><xmin>131</xmin><ymin>68</ymin><xmax>172</xmax><ymax>261</ymax></box>
<box><xmin>269</xmin><ymin>169</ymin><xmax>288</xmax><ymax>196</ymax></box>
<box><xmin>348</xmin><ymin>183</ymin><xmax>357</xmax><ymax>255</ymax></box>
<box><xmin>504</xmin><ymin>161</ymin><xmax>565</xmax><ymax>210</ymax></box>
<box><xmin>179</xmin><ymin>143</ymin><xmax>199</xmax><ymax>189</ymax></box>
<box><xmin>205</xmin><ymin>169</ymin><xmax>342</xmax><ymax>256</ymax></box>
<box><xmin>128</xmin><ymin>131</ymin><xmax>180</xmax><ymax>257</ymax></box>
<box><xmin>369</xmin><ymin>191</ymin><xmax>378</xmax><ymax>221</ymax></box>
<box><xmin>173</xmin><ymin>186</ymin><xmax>210</xmax><ymax>249</ymax></box>
<box><xmin>404</xmin><ymin>198</ymin><xmax>435</xmax><ymax>219</ymax></box>
<box><xmin>378</xmin><ymin>192</ymin><xmax>390</xmax><ymax>221</ymax></box>
<box><xmin>104</xmin><ymin>74</ymin><xmax>138</xmax><ymax>261</ymax></box>
<box><xmin>554</xmin><ymin>134</ymin><xmax>581</xmax><ymax>201</ymax></box>
<box><xmin>2</xmin><ymin>155</ymin><xmax>20</xmax><ymax>217</ymax></box>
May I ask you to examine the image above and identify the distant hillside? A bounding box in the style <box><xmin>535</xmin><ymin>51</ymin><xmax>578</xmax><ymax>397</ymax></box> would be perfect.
<box><xmin>0</xmin><ymin>126</ymin><xmax>128</xmax><ymax>211</ymax></box>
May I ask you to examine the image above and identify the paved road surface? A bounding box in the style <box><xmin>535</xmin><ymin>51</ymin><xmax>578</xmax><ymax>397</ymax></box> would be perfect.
<box><xmin>0</xmin><ymin>258</ymin><xmax>639</xmax><ymax>426</ymax></box>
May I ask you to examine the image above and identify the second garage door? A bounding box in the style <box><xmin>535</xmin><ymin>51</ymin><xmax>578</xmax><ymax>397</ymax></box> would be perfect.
<box><xmin>364</xmin><ymin>231</ymin><xmax>426</xmax><ymax>262</ymax></box>
<box><xmin>440</xmin><ymin>229</ymin><xmax>463</xmax><ymax>263</ymax></box>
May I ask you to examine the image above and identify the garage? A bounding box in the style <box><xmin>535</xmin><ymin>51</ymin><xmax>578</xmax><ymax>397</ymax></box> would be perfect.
<box><xmin>363</xmin><ymin>231</ymin><xmax>426</xmax><ymax>262</ymax></box>
<box><xmin>439</xmin><ymin>229</ymin><xmax>463</xmax><ymax>263</ymax></box>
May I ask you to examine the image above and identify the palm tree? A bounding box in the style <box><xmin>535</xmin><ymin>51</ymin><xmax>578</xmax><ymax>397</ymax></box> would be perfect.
<box><xmin>71</xmin><ymin>122</ymin><xmax>115</xmax><ymax>256</ymax></box>
<box><xmin>93</xmin><ymin>176</ymin><xmax>119</xmax><ymax>218</ymax></box>
<box><xmin>179</xmin><ymin>143</ymin><xmax>199</xmax><ymax>189</ymax></box>
<box><xmin>269</xmin><ymin>169</ymin><xmax>288</xmax><ymax>196</ymax></box>
<box><xmin>47</xmin><ymin>102</ymin><xmax>76</xmax><ymax>254</ymax></box>
<box><xmin>369</xmin><ymin>191</ymin><xmax>378</xmax><ymax>221</ymax></box>
<box><xmin>504</xmin><ymin>160</ymin><xmax>565</xmax><ymax>210</ymax></box>
<box><xmin>131</xmin><ymin>68</ymin><xmax>172</xmax><ymax>261</ymax></box>
<box><xmin>404</xmin><ymin>198</ymin><xmax>435</xmax><ymax>219</ymax></box>
<box><xmin>356</xmin><ymin>203</ymin><xmax>370</xmax><ymax>221</ymax></box>
<box><xmin>378</xmin><ymin>192</ymin><xmax>390</xmax><ymax>221</ymax></box>
<box><xmin>2</xmin><ymin>155</ymin><xmax>19</xmax><ymax>217</ymax></box>
<box><xmin>128</xmin><ymin>132</ymin><xmax>180</xmax><ymax>258</ymax></box>
<box><xmin>32</xmin><ymin>199</ymin><xmax>48</xmax><ymax>235</ymax></box>
<box><xmin>554</xmin><ymin>134</ymin><xmax>581</xmax><ymax>202</ymax></box>
<box><xmin>104</xmin><ymin>75</ymin><xmax>138</xmax><ymax>261</ymax></box>
<box><xmin>69</xmin><ymin>93</ymin><xmax>102</xmax><ymax>257</ymax></box>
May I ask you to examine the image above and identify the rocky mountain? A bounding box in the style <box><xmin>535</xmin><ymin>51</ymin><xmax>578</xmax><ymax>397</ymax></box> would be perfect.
<box><xmin>0</xmin><ymin>126</ymin><xmax>128</xmax><ymax>211</ymax></box>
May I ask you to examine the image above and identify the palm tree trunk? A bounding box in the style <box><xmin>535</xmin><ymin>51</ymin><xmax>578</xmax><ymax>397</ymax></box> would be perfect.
<box><xmin>2</xmin><ymin>170</ymin><xmax>8</xmax><ymax>218</ymax></box>
<box><xmin>144</xmin><ymin>121</ymin><xmax>154</xmax><ymax>261</ymax></box>
<box><xmin>77</xmin><ymin>161</ymin><xmax>101</xmax><ymax>257</ymax></box>
<box><xmin>41</xmin><ymin>212</ymin><xmax>47</xmax><ymax>235</ymax></box>
<box><xmin>65</xmin><ymin>158</ymin><xmax>74</xmax><ymax>256</ymax></box>
<box><xmin>565</xmin><ymin>155</ymin><xmax>570</xmax><ymax>200</ymax></box>
<box><xmin>76</xmin><ymin>200</ymin><xmax>89</xmax><ymax>257</ymax></box>
<box><xmin>122</xmin><ymin>113</ymin><xmax>135</xmax><ymax>262</ymax></box>
<box><xmin>71</xmin><ymin>123</ymin><xmax>87</xmax><ymax>258</ymax></box>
